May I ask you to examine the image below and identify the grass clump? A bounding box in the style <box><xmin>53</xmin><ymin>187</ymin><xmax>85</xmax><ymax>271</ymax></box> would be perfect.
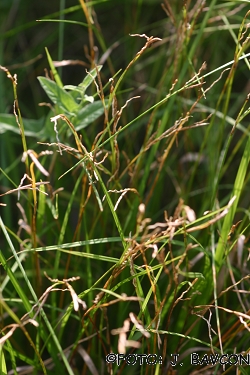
<box><xmin>0</xmin><ymin>1</ymin><xmax>250</xmax><ymax>374</ymax></box>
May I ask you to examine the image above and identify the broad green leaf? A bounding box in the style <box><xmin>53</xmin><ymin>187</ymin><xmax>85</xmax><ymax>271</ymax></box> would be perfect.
<box><xmin>63</xmin><ymin>86</ymin><xmax>95</xmax><ymax>103</ymax></box>
<box><xmin>63</xmin><ymin>86</ymin><xmax>94</xmax><ymax>101</ymax></box>
<box><xmin>78</xmin><ymin>65</ymin><xmax>102</xmax><ymax>92</ymax></box>
<box><xmin>74</xmin><ymin>101</ymin><xmax>106</xmax><ymax>131</ymax></box>
<box><xmin>63</xmin><ymin>65</ymin><xmax>102</xmax><ymax>97</ymax></box>
<box><xmin>63</xmin><ymin>84</ymin><xmax>83</xmax><ymax>93</ymax></box>
<box><xmin>38</xmin><ymin>76</ymin><xmax>78</xmax><ymax>113</ymax></box>
<box><xmin>0</xmin><ymin>114</ymin><xmax>44</xmax><ymax>137</ymax></box>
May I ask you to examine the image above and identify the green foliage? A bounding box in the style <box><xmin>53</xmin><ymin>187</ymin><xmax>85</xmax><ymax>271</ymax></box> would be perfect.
<box><xmin>0</xmin><ymin>1</ymin><xmax>250</xmax><ymax>375</ymax></box>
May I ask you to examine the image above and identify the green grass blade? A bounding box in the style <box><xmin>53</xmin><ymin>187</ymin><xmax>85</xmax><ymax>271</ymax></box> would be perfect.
<box><xmin>215</xmin><ymin>134</ymin><xmax>250</xmax><ymax>270</ymax></box>
<box><xmin>44</xmin><ymin>47</ymin><xmax>63</xmax><ymax>88</ymax></box>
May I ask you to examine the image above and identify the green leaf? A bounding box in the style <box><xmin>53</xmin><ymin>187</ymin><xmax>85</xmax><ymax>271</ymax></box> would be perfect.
<box><xmin>215</xmin><ymin>134</ymin><xmax>250</xmax><ymax>271</ymax></box>
<box><xmin>0</xmin><ymin>250</ymin><xmax>32</xmax><ymax>313</ymax></box>
<box><xmin>78</xmin><ymin>65</ymin><xmax>102</xmax><ymax>93</ymax></box>
<box><xmin>37</xmin><ymin>182</ymin><xmax>46</xmax><ymax>232</ymax></box>
<box><xmin>177</xmin><ymin>269</ymin><xmax>205</xmax><ymax>279</ymax></box>
<box><xmin>63</xmin><ymin>65</ymin><xmax>102</xmax><ymax>97</ymax></box>
<box><xmin>45</xmin><ymin>47</ymin><xmax>63</xmax><ymax>88</ymax></box>
<box><xmin>0</xmin><ymin>114</ymin><xmax>44</xmax><ymax>137</ymax></box>
<box><xmin>38</xmin><ymin>76</ymin><xmax>78</xmax><ymax>113</ymax></box>
<box><xmin>63</xmin><ymin>84</ymin><xmax>84</xmax><ymax>94</ymax></box>
<box><xmin>74</xmin><ymin>101</ymin><xmax>106</xmax><ymax>131</ymax></box>
<box><xmin>0</xmin><ymin>345</ymin><xmax>7</xmax><ymax>375</ymax></box>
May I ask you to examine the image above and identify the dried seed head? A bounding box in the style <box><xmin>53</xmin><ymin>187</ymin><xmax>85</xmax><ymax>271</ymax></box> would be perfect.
<box><xmin>138</xmin><ymin>203</ymin><xmax>145</xmax><ymax>215</ymax></box>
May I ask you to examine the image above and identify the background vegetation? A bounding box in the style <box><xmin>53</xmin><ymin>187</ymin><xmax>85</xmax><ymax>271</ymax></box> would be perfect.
<box><xmin>0</xmin><ymin>1</ymin><xmax>250</xmax><ymax>374</ymax></box>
